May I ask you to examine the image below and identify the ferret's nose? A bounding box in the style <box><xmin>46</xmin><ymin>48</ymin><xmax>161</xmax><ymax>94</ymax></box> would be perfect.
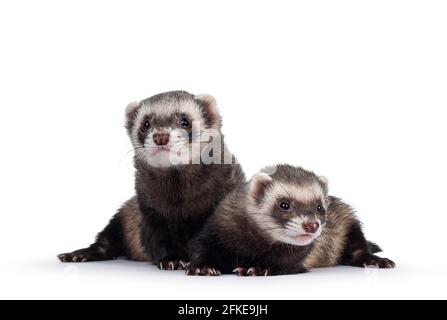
<box><xmin>302</xmin><ymin>221</ymin><xmax>319</xmax><ymax>234</ymax></box>
<box><xmin>153</xmin><ymin>133</ymin><xmax>170</xmax><ymax>146</ymax></box>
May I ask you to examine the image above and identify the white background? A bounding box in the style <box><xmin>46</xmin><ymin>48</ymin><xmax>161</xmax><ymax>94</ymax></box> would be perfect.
<box><xmin>1</xmin><ymin>0</ymin><xmax>446</xmax><ymax>300</ymax></box>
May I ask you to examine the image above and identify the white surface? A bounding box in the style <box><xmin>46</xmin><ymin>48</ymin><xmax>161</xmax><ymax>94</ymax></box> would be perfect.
<box><xmin>1</xmin><ymin>0</ymin><xmax>446</xmax><ymax>299</ymax></box>
<box><xmin>3</xmin><ymin>259</ymin><xmax>444</xmax><ymax>300</ymax></box>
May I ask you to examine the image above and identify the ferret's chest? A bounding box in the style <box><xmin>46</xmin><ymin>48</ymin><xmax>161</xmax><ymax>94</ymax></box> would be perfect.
<box><xmin>137</xmin><ymin>176</ymin><xmax>221</xmax><ymax>217</ymax></box>
<box><xmin>264</xmin><ymin>245</ymin><xmax>309</xmax><ymax>266</ymax></box>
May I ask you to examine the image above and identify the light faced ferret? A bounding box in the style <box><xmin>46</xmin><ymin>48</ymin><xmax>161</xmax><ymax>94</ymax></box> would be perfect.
<box><xmin>58</xmin><ymin>91</ymin><xmax>245</xmax><ymax>269</ymax></box>
<box><xmin>186</xmin><ymin>165</ymin><xmax>395</xmax><ymax>276</ymax></box>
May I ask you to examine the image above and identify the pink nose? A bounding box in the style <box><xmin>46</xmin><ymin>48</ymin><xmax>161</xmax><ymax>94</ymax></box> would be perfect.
<box><xmin>153</xmin><ymin>133</ymin><xmax>170</xmax><ymax>146</ymax></box>
<box><xmin>302</xmin><ymin>222</ymin><xmax>319</xmax><ymax>234</ymax></box>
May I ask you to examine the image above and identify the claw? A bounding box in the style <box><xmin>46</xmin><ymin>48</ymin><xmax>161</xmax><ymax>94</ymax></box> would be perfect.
<box><xmin>186</xmin><ymin>266</ymin><xmax>221</xmax><ymax>276</ymax></box>
<box><xmin>211</xmin><ymin>268</ymin><xmax>218</xmax><ymax>276</ymax></box>
<box><xmin>234</xmin><ymin>267</ymin><xmax>270</xmax><ymax>276</ymax></box>
<box><xmin>233</xmin><ymin>267</ymin><xmax>242</xmax><ymax>273</ymax></box>
<box><xmin>363</xmin><ymin>263</ymin><xmax>378</xmax><ymax>268</ymax></box>
<box><xmin>233</xmin><ymin>267</ymin><xmax>247</xmax><ymax>276</ymax></box>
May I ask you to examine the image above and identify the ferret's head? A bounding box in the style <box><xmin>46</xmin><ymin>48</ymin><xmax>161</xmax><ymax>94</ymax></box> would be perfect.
<box><xmin>248</xmin><ymin>165</ymin><xmax>329</xmax><ymax>246</ymax></box>
<box><xmin>125</xmin><ymin>91</ymin><xmax>221</xmax><ymax>168</ymax></box>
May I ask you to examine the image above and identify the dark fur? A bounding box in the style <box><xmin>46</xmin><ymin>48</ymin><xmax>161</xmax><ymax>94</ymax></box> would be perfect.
<box><xmin>302</xmin><ymin>196</ymin><xmax>394</xmax><ymax>269</ymax></box>
<box><xmin>136</xmin><ymin>162</ymin><xmax>244</xmax><ymax>265</ymax></box>
<box><xmin>58</xmin><ymin>91</ymin><xmax>245</xmax><ymax>268</ymax></box>
<box><xmin>187</xmin><ymin>184</ymin><xmax>310</xmax><ymax>276</ymax></box>
<box><xmin>187</xmin><ymin>165</ymin><xmax>395</xmax><ymax>276</ymax></box>
<box><xmin>187</xmin><ymin>165</ymin><xmax>325</xmax><ymax>276</ymax></box>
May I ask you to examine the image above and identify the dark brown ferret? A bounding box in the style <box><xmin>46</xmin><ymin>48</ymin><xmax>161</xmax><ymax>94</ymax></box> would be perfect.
<box><xmin>58</xmin><ymin>91</ymin><xmax>245</xmax><ymax>270</ymax></box>
<box><xmin>186</xmin><ymin>165</ymin><xmax>395</xmax><ymax>276</ymax></box>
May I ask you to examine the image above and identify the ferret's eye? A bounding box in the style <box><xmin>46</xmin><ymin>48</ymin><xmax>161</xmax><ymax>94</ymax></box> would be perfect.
<box><xmin>279</xmin><ymin>201</ymin><xmax>290</xmax><ymax>211</ymax></box>
<box><xmin>141</xmin><ymin>120</ymin><xmax>150</xmax><ymax>132</ymax></box>
<box><xmin>317</xmin><ymin>205</ymin><xmax>324</xmax><ymax>214</ymax></box>
<box><xmin>179</xmin><ymin>117</ymin><xmax>190</xmax><ymax>128</ymax></box>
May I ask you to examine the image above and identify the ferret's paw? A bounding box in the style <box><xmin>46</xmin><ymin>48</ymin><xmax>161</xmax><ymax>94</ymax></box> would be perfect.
<box><xmin>185</xmin><ymin>266</ymin><xmax>221</xmax><ymax>276</ymax></box>
<box><xmin>158</xmin><ymin>259</ymin><xmax>187</xmax><ymax>271</ymax></box>
<box><xmin>58</xmin><ymin>252</ymin><xmax>91</xmax><ymax>263</ymax></box>
<box><xmin>233</xmin><ymin>267</ymin><xmax>271</xmax><ymax>276</ymax></box>
<box><xmin>362</xmin><ymin>255</ymin><xmax>396</xmax><ymax>269</ymax></box>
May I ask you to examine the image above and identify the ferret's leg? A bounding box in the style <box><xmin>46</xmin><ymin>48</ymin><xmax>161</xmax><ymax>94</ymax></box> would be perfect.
<box><xmin>341</xmin><ymin>222</ymin><xmax>395</xmax><ymax>268</ymax></box>
<box><xmin>58</xmin><ymin>214</ymin><xmax>124</xmax><ymax>262</ymax></box>
<box><xmin>184</xmin><ymin>233</ymin><xmax>224</xmax><ymax>275</ymax></box>
<box><xmin>185</xmin><ymin>253</ymin><xmax>223</xmax><ymax>276</ymax></box>
<box><xmin>140</xmin><ymin>209</ymin><xmax>188</xmax><ymax>270</ymax></box>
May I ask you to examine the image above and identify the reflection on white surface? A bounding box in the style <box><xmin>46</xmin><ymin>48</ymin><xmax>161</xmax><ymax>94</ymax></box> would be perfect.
<box><xmin>1</xmin><ymin>257</ymin><xmax>444</xmax><ymax>299</ymax></box>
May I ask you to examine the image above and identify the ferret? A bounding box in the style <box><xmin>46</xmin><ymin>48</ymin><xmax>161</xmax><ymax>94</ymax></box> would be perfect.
<box><xmin>186</xmin><ymin>165</ymin><xmax>395</xmax><ymax>276</ymax></box>
<box><xmin>58</xmin><ymin>91</ymin><xmax>245</xmax><ymax>270</ymax></box>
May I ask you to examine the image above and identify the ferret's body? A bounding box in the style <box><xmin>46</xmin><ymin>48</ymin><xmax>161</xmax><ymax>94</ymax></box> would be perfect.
<box><xmin>58</xmin><ymin>91</ymin><xmax>245</xmax><ymax>269</ymax></box>
<box><xmin>187</xmin><ymin>184</ymin><xmax>310</xmax><ymax>276</ymax></box>
<box><xmin>187</xmin><ymin>165</ymin><xmax>394</xmax><ymax>276</ymax></box>
<box><xmin>303</xmin><ymin>197</ymin><xmax>363</xmax><ymax>268</ymax></box>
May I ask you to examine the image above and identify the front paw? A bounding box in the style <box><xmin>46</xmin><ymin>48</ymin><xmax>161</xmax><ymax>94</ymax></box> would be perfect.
<box><xmin>362</xmin><ymin>256</ymin><xmax>395</xmax><ymax>268</ymax></box>
<box><xmin>58</xmin><ymin>248</ymin><xmax>101</xmax><ymax>262</ymax></box>
<box><xmin>158</xmin><ymin>259</ymin><xmax>187</xmax><ymax>270</ymax></box>
<box><xmin>58</xmin><ymin>252</ymin><xmax>89</xmax><ymax>262</ymax></box>
<box><xmin>233</xmin><ymin>267</ymin><xmax>271</xmax><ymax>276</ymax></box>
<box><xmin>185</xmin><ymin>265</ymin><xmax>221</xmax><ymax>276</ymax></box>
<box><xmin>355</xmin><ymin>252</ymin><xmax>396</xmax><ymax>269</ymax></box>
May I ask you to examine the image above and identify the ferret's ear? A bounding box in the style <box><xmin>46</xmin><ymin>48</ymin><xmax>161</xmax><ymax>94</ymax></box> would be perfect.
<box><xmin>125</xmin><ymin>101</ymin><xmax>140</xmax><ymax>132</ymax></box>
<box><xmin>194</xmin><ymin>94</ymin><xmax>221</xmax><ymax>128</ymax></box>
<box><xmin>249</xmin><ymin>172</ymin><xmax>273</xmax><ymax>204</ymax></box>
<box><xmin>318</xmin><ymin>175</ymin><xmax>329</xmax><ymax>193</ymax></box>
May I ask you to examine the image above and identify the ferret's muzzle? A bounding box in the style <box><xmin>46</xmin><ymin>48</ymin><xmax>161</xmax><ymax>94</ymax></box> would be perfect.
<box><xmin>302</xmin><ymin>221</ymin><xmax>320</xmax><ymax>234</ymax></box>
<box><xmin>153</xmin><ymin>132</ymin><xmax>170</xmax><ymax>146</ymax></box>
